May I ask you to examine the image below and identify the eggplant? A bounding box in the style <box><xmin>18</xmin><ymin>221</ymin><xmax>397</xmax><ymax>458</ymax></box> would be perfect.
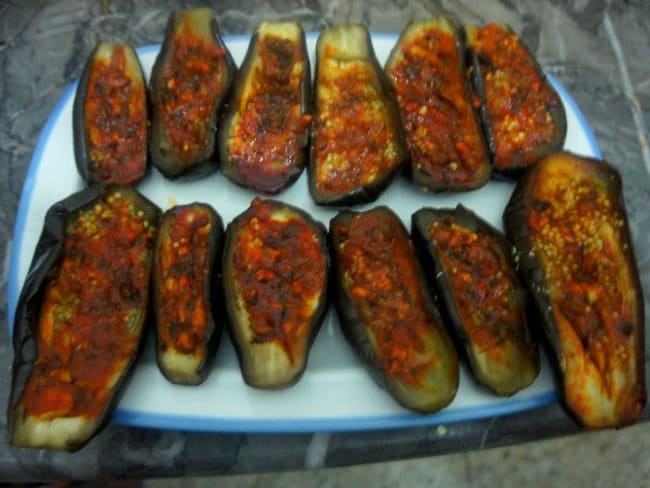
<box><xmin>309</xmin><ymin>24</ymin><xmax>408</xmax><ymax>206</ymax></box>
<box><xmin>222</xmin><ymin>197</ymin><xmax>329</xmax><ymax>388</ymax></box>
<box><xmin>73</xmin><ymin>43</ymin><xmax>148</xmax><ymax>185</ymax></box>
<box><xmin>385</xmin><ymin>18</ymin><xmax>491</xmax><ymax>192</ymax></box>
<box><xmin>149</xmin><ymin>8</ymin><xmax>236</xmax><ymax>179</ymax></box>
<box><xmin>218</xmin><ymin>21</ymin><xmax>311</xmax><ymax>194</ymax></box>
<box><xmin>153</xmin><ymin>203</ymin><xmax>224</xmax><ymax>385</ymax></box>
<box><xmin>504</xmin><ymin>151</ymin><xmax>645</xmax><ymax>428</ymax></box>
<box><xmin>330</xmin><ymin>207</ymin><xmax>459</xmax><ymax>413</ymax></box>
<box><xmin>412</xmin><ymin>205</ymin><xmax>539</xmax><ymax>396</ymax></box>
<box><xmin>465</xmin><ymin>24</ymin><xmax>566</xmax><ymax>177</ymax></box>
<box><xmin>8</xmin><ymin>185</ymin><xmax>160</xmax><ymax>451</ymax></box>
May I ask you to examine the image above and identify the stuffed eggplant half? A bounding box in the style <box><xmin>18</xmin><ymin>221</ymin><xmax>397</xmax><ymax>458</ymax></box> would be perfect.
<box><xmin>9</xmin><ymin>185</ymin><xmax>160</xmax><ymax>451</ymax></box>
<box><xmin>330</xmin><ymin>207</ymin><xmax>459</xmax><ymax>413</ymax></box>
<box><xmin>310</xmin><ymin>24</ymin><xmax>408</xmax><ymax>205</ymax></box>
<box><xmin>219</xmin><ymin>21</ymin><xmax>311</xmax><ymax>194</ymax></box>
<box><xmin>153</xmin><ymin>203</ymin><xmax>224</xmax><ymax>385</ymax></box>
<box><xmin>465</xmin><ymin>24</ymin><xmax>566</xmax><ymax>177</ymax></box>
<box><xmin>223</xmin><ymin>198</ymin><xmax>329</xmax><ymax>388</ymax></box>
<box><xmin>73</xmin><ymin>43</ymin><xmax>148</xmax><ymax>185</ymax></box>
<box><xmin>385</xmin><ymin>18</ymin><xmax>490</xmax><ymax>192</ymax></box>
<box><xmin>149</xmin><ymin>8</ymin><xmax>236</xmax><ymax>179</ymax></box>
<box><xmin>412</xmin><ymin>205</ymin><xmax>539</xmax><ymax>396</ymax></box>
<box><xmin>504</xmin><ymin>152</ymin><xmax>645</xmax><ymax>428</ymax></box>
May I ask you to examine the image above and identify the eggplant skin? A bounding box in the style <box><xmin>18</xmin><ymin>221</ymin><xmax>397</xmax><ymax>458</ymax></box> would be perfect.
<box><xmin>412</xmin><ymin>205</ymin><xmax>539</xmax><ymax>396</ymax></box>
<box><xmin>8</xmin><ymin>185</ymin><xmax>160</xmax><ymax>451</ymax></box>
<box><xmin>309</xmin><ymin>24</ymin><xmax>408</xmax><ymax>206</ymax></box>
<box><xmin>465</xmin><ymin>24</ymin><xmax>567</xmax><ymax>178</ymax></box>
<box><xmin>73</xmin><ymin>43</ymin><xmax>149</xmax><ymax>185</ymax></box>
<box><xmin>153</xmin><ymin>203</ymin><xmax>224</xmax><ymax>385</ymax></box>
<box><xmin>219</xmin><ymin>21</ymin><xmax>311</xmax><ymax>194</ymax></box>
<box><xmin>330</xmin><ymin>207</ymin><xmax>459</xmax><ymax>413</ymax></box>
<box><xmin>222</xmin><ymin>198</ymin><xmax>329</xmax><ymax>389</ymax></box>
<box><xmin>385</xmin><ymin>18</ymin><xmax>491</xmax><ymax>192</ymax></box>
<box><xmin>149</xmin><ymin>8</ymin><xmax>236</xmax><ymax>180</ymax></box>
<box><xmin>504</xmin><ymin>151</ymin><xmax>645</xmax><ymax>428</ymax></box>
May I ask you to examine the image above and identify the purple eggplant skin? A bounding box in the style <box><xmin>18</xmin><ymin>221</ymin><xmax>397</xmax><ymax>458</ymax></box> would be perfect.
<box><xmin>464</xmin><ymin>24</ymin><xmax>567</xmax><ymax>179</ymax></box>
<box><xmin>411</xmin><ymin>205</ymin><xmax>539</xmax><ymax>396</ymax></box>
<box><xmin>504</xmin><ymin>151</ymin><xmax>645</xmax><ymax>428</ymax></box>
<box><xmin>329</xmin><ymin>207</ymin><xmax>459</xmax><ymax>413</ymax></box>
<box><xmin>73</xmin><ymin>43</ymin><xmax>149</xmax><ymax>186</ymax></box>
<box><xmin>8</xmin><ymin>185</ymin><xmax>160</xmax><ymax>451</ymax></box>
<box><xmin>309</xmin><ymin>24</ymin><xmax>409</xmax><ymax>206</ymax></box>
<box><xmin>384</xmin><ymin>18</ymin><xmax>491</xmax><ymax>192</ymax></box>
<box><xmin>149</xmin><ymin>8</ymin><xmax>237</xmax><ymax>180</ymax></box>
<box><xmin>153</xmin><ymin>203</ymin><xmax>224</xmax><ymax>385</ymax></box>
<box><xmin>222</xmin><ymin>198</ymin><xmax>330</xmax><ymax>389</ymax></box>
<box><xmin>218</xmin><ymin>21</ymin><xmax>311</xmax><ymax>194</ymax></box>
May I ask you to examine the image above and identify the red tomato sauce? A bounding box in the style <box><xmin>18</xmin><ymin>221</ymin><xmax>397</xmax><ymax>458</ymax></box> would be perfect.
<box><xmin>157</xmin><ymin>206</ymin><xmax>213</xmax><ymax>354</ymax></box>
<box><xmin>21</xmin><ymin>190</ymin><xmax>156</xmax><ymax>418</ymax></box>
<box><xmin>231</xmin><ymin>199</ymin><xmax>326</xmax><ymax>362</ymax></box>
<box><xmin>85</xmin><ymin>45</ymin><xmax>146</xmax><ymax>184</ymax></box>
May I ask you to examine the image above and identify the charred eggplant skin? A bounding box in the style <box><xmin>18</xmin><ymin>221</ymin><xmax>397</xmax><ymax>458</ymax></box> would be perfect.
<box><xmin>218</xmin><ymin>21</ymin><xmax>311</xmax><ymax>194</ymax></box>
<box><xmin>412</xmin><ymin>205</ymin><xmax>539</xmax><ymax>396</ymax></box>
<box><xmin>8</xmin><ymin>185</ymin><xmax>160</xmax><ymax>451</ymax></box>
<box><xmin>149</xmin><ymin>8</ymin><xmax>236</xmax><ymax>179</ymax></box>
<box><xmin>385</xmin><ymin>18</ymin><xmax>491</xmax><ymax>192</ymax></box>
<box><xmin>73</xmin><ymin>43</ymin><xmax>149</xmax><ymax>185</ymax></box>
<box><xmin>222</xmin><ymin>198</ymin><xmax>329</xmax><ymax>389</ymax></box>
<box><xmin>153</xmin><ymin>203</ymin><xmax>224</xmax><ymax>385</ymax></box>
<box><xmin>329</xmin><ymin>207</ymin><xmax>459</xmax><ymax>413</ymax></box>
<box><xmin>309</xmin><ymin>24</ymin><xmax>408</xmax><ymax>206</ymax></box>
<box><xmin>465</xmin><ymin>24</ymin><xmax>567</xmax><ymax>178</ymax></box>
<box><xmin>504</xmin><ymin>151</ymin><xmax>645</xmax><ymax>428</ymax></box>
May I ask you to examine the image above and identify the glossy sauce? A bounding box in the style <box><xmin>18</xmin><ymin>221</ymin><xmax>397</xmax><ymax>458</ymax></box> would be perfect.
<box><xmin>231</xmin><ymin>199</ymin><xmax>326</xmax><ymax>362</ymax></box>
<box><xmin>387</xmin><ymin>26</ymin><xmax>487</xmax><ymax>185</ymax></box>
<box><xmin>313</xmin><ymin>46</ymin><xmax>403</xmax><ymax>196</ymax></box>
<box><xmin>85</xmin><ymin>46</ymin><xmax>146</xmax><ymax>184</ymax></box>
<box><xmin>333</xmin><ymin>210</ymin><xmax>439</xmax><ymax>386</ymax></box>
<box><xmin>157</xmin><ymin>206</ymin><xmax>213</xmax><ymax>355</ymax></box>
<box><xmin>228</xmin><ymin>34</ymin><xmax>311</xmax><ymax>191</ymax></box>
<box><xmin>21</xmin><ymin>191</ymin><xmax>156</xmax><ymax>418</ymax></box>
<box><xmin>473</xmin><ymin>24</ymin><xmax>562</xmax><ymax>170</ymax></box>
<box><xmin>159</xmin><ymin>23</ymin><xmax>228</xmax><ymax>163</ymax></box>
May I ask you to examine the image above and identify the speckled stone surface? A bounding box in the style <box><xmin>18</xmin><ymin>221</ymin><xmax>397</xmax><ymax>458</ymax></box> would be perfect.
<box><xmin>1</xmin><ymin>0</ymin><xmax>649</xmax><ymax>482</ymax></box>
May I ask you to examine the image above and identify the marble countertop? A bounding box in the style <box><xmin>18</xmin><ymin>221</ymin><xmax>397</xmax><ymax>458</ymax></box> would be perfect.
<box><xmin>1</xmin><ymin>0</ymin><xmax>649</xmax><ymax>482</ymax></box>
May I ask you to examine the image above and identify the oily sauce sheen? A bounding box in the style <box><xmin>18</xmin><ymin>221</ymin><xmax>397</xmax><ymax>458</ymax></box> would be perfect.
<box><xmin>20</xmin><ymin>191</ymin><xmax>155</xmax><ymax>419</ymax></box>
<box><xmin>314</xmin><ymin>50</ymin><xmax>403</xmax><ymax>196</ymax></box>
<box><xmin>427</xmin><ymin>219</ymin><xmax>526</xmax><ymax>351</ymax></box>
<box><xmin>473</xmin><ymin>24</ymin><xmax>562</xmax><ymax>170</ymax></box>
<box><xmin>231</xmin><ymin>199</ymin><xmax>326</xmax><ymax>362</ymax></box>
<box><xmin>160</xmin><ymin>24</ymin><xmax>228</xmax><ymax>163</ymax></box>
<box><xmin>157</xmin><ymin>207</ymin><xmax>212</xmax><ymax>355</ymax></box>
<box><xmin>334</xmin><ymin>211</ymin><xmax>438</xmax><ymax>386</ymax></box>
<box><xmin>85</xmin><ymin>46</ymin><xmax>146</xmax><ymax>184</ymax></box>
<box><xmin>228</xmin><ymin>35</ymin><xmax>311</xmax><ymax>190</ymax></box>
<box><xmin>387</xmin><ymin>28</ymin><xmax>486</xmax><ymax>184</ymax></box>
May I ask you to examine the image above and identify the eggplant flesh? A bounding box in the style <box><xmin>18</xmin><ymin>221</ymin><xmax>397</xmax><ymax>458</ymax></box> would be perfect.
<box><xmin>385</xmin><ymin>18</ymin><xmax>490</xmax><ymax>192</ymax></box>
<box><xmin>219</xmin><ymin>21</ymin><xmax>311</xmax><ymax>194</ymax></box>
<box><xmin>153</xmin><ymin>203</ymin><xmax>224</xmax><ymax>385</ymax></box>
<box><xmin>412</xmin><ymin>205</ymin><xmax>539</xmax><ymax>396</ymax></box>
<box><xmin>309</xmin><ymin>24</ymin><xmax>408</xmax><ymax>206</ymax></box>
<box><xmin>73</xmin><ymin>43</ymin><xmax>148</xmax><ymax>185</ymax></box>
<box><xmin>9</xmin><ymin>185</ymin><xmax>160</xmax><ymax>451</ymax></box>
<box><xmin>149</xmin><ymin>8</ymin><xmax>236</xmax><ymax>179</ymax></box>
<box><xmin>330</xmin><ymin>207</ymin><xmax>459</xmax><ymax>413</ymax></box>
<box><xmin>504</xmin><ymin>151</ymin><xmax>645</xmax><ymax>428</ymax></box>
<box><xmin>465</xmin><ymin>24</ymin><xmax>566</xmax><ymax>178</ymax></box>
<box><xmin>222</xmin><ymin>197</ymin><xmax>329</xmax><ymax>388</ymax></box>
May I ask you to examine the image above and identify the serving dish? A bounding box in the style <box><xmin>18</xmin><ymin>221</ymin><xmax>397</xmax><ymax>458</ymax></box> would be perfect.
<box><xmin>7</xmin><ymin>33</ymin><xmax>602</xmax><ymax>433</ymax></box>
